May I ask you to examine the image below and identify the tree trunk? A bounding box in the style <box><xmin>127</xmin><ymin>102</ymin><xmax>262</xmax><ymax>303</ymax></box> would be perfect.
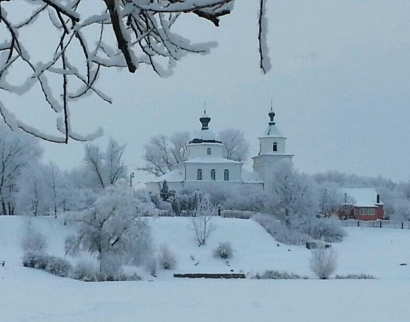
<box><xmin>2</xmin><ymin>201</ymin><xmax>7</xmax><ymax>216</ymax></box>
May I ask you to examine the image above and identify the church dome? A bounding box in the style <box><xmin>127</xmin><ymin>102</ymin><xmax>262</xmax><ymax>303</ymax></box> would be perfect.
<box><xmin>189</xmin><ymin>110</ymin><xmax>222</xmax><ymax>144</ymax></box>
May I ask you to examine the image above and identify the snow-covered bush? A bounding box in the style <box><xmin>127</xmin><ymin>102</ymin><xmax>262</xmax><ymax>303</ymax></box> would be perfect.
<box><xmin>213</xmin><ymin>242</ymin><xmax>234</xmax><ymax>259</ymax></box>
<box><xmin>335</xmin><ymin>274</ymin><xmax>377</xmax><ymax>279</ymax></box>
<box><xmin>157</xmin><ymin>245</ymin><xmax>177</xmax><ymax>270</ymax></box>
<box><xmin>310</xmin><ymin>246</ymin><xmax>338</xmax><ymax>279</ymax></box>
<box><xmin>20</xmin><ymin>223</ymin><xmax>48</xmax><ymax>253</ymax></box>
<box><xmin>221</xmin><ymin>210</ymin><xmax>254</xmax><ymax>219</ymax></box>
<box><xmin>253</xmin><ymin>270</ymin><xmax>308</xmax><ymax>280</ymax></box>
<box><xmin>253</xmin><ymin>213</ymin><xmax>312</xmax><ymax>245</ymax></box>
<box><xmin>145</xmin><ymin>256</ymin><xmax>158</xmax><ymax>276</ymax></box>
<box><xmin>45</xmin><ymin>257</ymin><xmax>72</xmax><ymax>277</ymax></box>
<box><xmin>72</xmin><ymin>259</ymin><xmax>99</xmax><ymax>282</ymax></box>
<box><xmin>72</xmin><ymin>259</ymin><xmax>141</xmax><ymax>282</ymax></box>
<box><xmin>22</xmin><ymin>252</ymin><xmax>49</xmax><ymax>269</ymax></box>
<box><xmin>223</xmin><ymin>186</ymin><xmax>269</xmax><ymax>212</ymax></box>
<box><xmin>307</xmin><ymin>218</ymin><xmax>346</xmax><ymax>242</ymax></box>
<box><xmin>22</xmin><ymin>252</ymin><xmax>72</xmax><ymax>277</ymax></box>
<box><xmin>100</xmin><ymin>254</ymin><xmax>124</xmax><ymax>276</ymax></box>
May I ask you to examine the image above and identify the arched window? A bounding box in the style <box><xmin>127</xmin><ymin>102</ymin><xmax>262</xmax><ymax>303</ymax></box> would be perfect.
<box><xmin>207</xmin><ymin>147</ymin><xmax>211</xmax><ymax>155</ymax></box>
<box><xmin>211</xmin><ymin>169</ymin><xmax>216</xmax><ymax>180</ymax></box>
<box><xmin>273</xmin><ymin>142</ymin><xmax>278</xmax><ymax>152</ymax></box>
<box><xmin>197</xmin><ymin>169</ymin><xmax>202</xmax><ymax>181</ymax></box>
<box><xmin>224</xmin><ymin>169</ymin><xmax>229</xmax><ymax>181</ymax></box>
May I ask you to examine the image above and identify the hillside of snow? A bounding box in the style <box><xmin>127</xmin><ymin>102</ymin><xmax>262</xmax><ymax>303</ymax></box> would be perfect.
<box><xmin>1</xmin><ymin>216</ymin><xmax>410</xmax><ymax>321</ymax></box>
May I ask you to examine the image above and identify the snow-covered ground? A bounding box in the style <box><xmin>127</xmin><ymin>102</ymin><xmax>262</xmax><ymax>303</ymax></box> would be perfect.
<box><xmin>1</xmin><ymin>216</ymin><xmax>410</xmax><ymax>321</ymax></box>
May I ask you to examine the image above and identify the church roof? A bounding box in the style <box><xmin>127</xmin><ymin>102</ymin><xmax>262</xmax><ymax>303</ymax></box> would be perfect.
<box><xmin>261</xmin><ymin>124</ymin><xmax>285</xmax><ymax>138</ymax></box>
<box><xmin>149</xmin><ymin>170</ymin><xmax>184</xmax><ymax>183</ymax></box>
<box><xmin>340</xmin><ymin>188</ymin><xmax>382</xmax><ymax>207</ymax></box>
<box><xmin>184</xmin><ymin>157</ymin><xmax>241</xmax><ymax>164</ymax></box>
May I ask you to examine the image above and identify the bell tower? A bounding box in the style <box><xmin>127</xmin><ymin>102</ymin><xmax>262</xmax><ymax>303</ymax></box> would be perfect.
<box><xmin>252</xmin><ymin>107</ymin><xmax>293</xmax><ymax>182</ymax></box>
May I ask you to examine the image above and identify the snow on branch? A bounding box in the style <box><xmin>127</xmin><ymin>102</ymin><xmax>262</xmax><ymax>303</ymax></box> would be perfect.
<box><xmin>258</xmin><ymin>0</ymin><xmax>271</xmax><ymax>74</ymax></box>
<box><xmin>0</xmin><ymin>0</ymin><xmax>271</xmax><ymax>142</ymax></box>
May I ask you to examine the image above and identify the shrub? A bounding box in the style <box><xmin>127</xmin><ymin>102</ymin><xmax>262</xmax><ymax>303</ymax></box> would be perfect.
<box><xmin>22</xmin><ymin>252</ymin><xmax>72</xmax><ymax>277</ymax></box>
<box><xmin>158</xmin><ymin>244</ymin><xmax>177</xmax><ymax>270</ymax></box>
<box><xmin>307</xmin><ymin>218</ymin><xmax>346</xmax><ymax>242</ymax></box>
<box><xmin>253</xmin><ymin>213</ymin><xmax>312</xmax><ymax>245</ymax></box>
<box><xmin>335</xmin><ymin>274</ymin><xmax>377</xmax><ymax>279</ymax></box>
<box><xmin>22</xmin><ymin>252</ymin><xmax>49</xmax><ymax>269</ymax></box>
<box><xmin>310</xmin><ymin>247</ymin><xmax>338</xmax><ymax>279</ymax></box>
<box><xmin>100</xmin><ymin>254</ymin><xmax>124</xmax><ymax>276</ymax></box>
<box><xmin>213</xmin><ymin>242</ymin><xmax>234</xmax><ymax>259</ymax></box>
<box><xmin>21</xmin><ymin>228</ymin><xmax>48</xmax><ymax>253</ymax></box>
<box><xmin>45</xmin><ymin>257</ymin><xmax>72</xmax><ymax>277</ymax></box>
<box><xmin>253</xmin><ymin>270</ymin><xmax>308</xmax><ymax>280</ymax></box>
<box><xmin>72</xmin><ymin>259</ymin><xmax>99</xmax><ymax>282</ymax></box>
<box><xmin>221</xmin><ymin>210</ymin><xmax>254</xmax><ymax>219</ymax></box>
<box><xmin>145</xmin><ymin>256</ymin><xmax>158</xmax><ymax>276</ymax></box>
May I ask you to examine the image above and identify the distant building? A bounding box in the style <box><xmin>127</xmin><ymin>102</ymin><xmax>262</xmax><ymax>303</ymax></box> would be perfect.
<box><xmin>145</xmin><ymin>108</ymin><xmax>293</xmax><ymax>195</ymax></box>
<box><xmin>338</xmin><ymin>188</ymin><xmax>384</xmax><ymax>221</ymax></box>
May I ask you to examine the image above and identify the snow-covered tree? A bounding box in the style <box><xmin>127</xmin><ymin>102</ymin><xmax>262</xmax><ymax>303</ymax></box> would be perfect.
<box><xmin>139</xmin><ymin>132</ymin><xmax>190</xmax><ymax>176</ymax></box>
<box><xmin>0</xmin><ymin>123</ymin><xmax>42</xmax><ymax>215</ymax></box>
<box><xmin>0</xmin><ymin>0</ymin><xmax>272</xmax><ymax>142</ymax></box>
<box><xmin>65</xmin><ymin>182</ymin><xmax>153</xmax><ymax>273</ymax></box>
<box><xmin>83</xmin><ymin>138</ymin><xmax>127</xmax><ymax>191</ymax></box>
<box><xmin>218</xmin><ymin>128</ymin><xmax>249</xmax><ymax>162</ymax></box>
<box><xmin>266</xmin><ymin>160</ymin><xmax>318</xmax><ymax>228</ymax></box>
<box><xmin>189</xmin><ymin>193</ymin><xmax>216</xmax><ymax>246</ymax></box>
<box><xmin>16</xmin><ymin>164</ymin><xmax>50</xmax><ymax>216</ymax></box>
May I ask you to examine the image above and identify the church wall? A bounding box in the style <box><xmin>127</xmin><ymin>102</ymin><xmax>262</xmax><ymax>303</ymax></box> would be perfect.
<box><xmin>259</xmin><ymin>137</ymin><xmax>286</xmax><ymax>154</ymax></box>
<box><xmin>188</xmin><ymin>143</ymin><xmax>224</xmax><ymax>158</ymax></box>
<box><xmin>185</xmin><ymin>163</ymin><xmax>242</xmax><ymax>182</ymax></box>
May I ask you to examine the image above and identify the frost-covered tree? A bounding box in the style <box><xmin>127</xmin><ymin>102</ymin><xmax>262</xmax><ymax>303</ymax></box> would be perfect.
<box><xmin>266</xmin><ymin>160</ymin><xmax>318</xmax><ymax>228</ymax></box>
<box><xmin>16</xmin><ymin>164</ymin><xmax>50</xmax><ymax>216</ymax></box>
<box><xmin>139</xmin><ymin>132</ymin><xmax>190</xmax><ymax>176</ymax></box>
<box><xmin>189</xmin><ymin>193</ymin><xmax>216</xmax><ymax>246</ymax></box>
<box><xmin>0</xmin><ymin>1</ymin><xmax>270</xmax><ymax>142</ymax></box>
<box><xmin>83</xmin><ymin>138</ymin><xmax>127</xmax><ymax>191</ymax></box>
<box><xmin>20</xmin><ymin>220</ymin><xmax>48</xmax><ymax>253</ymax></box>
<box><xmin>65</xmin><ymin>182</ymin><xmax>153</xmax><ymax>273</ymax></box>
<box><xmin>218</xmin><ymin>128</ymin><xmax>249</xmax><ymax>162</ymax></box>
<box><xmin>0</xmin><ymin>122</ymin><xmax>42</xmax><ymax>215</ymax></box>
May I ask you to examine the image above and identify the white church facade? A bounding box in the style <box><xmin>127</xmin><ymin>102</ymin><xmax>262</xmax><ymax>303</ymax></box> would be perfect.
<box><xmin>145</xmin><ymin>109</ymin><xmax>293</xmax><ymax>195</ymax></box>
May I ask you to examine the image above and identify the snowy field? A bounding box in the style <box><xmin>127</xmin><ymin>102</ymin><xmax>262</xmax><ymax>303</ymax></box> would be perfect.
<box><xmin>1</xmin><ymin>216</ymin><xmax>410</xmax><ymax>321</ymax></box>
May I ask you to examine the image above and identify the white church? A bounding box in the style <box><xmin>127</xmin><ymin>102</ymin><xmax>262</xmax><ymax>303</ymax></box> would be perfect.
<box><xmin>145</xmin><ymin>109</ymin><xmax>293</xmax><ymax>194</ymax></box>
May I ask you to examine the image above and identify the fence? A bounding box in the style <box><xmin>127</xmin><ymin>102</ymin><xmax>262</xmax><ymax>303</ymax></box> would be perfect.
<box><xmin>341</xmin><ymin>219</ymin><xmax>410</xmax><ymax>230</ymax></box>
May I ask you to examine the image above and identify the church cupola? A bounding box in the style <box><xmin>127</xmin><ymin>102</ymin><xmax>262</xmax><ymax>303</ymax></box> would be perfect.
<box><xmin>200</xmin><ymin>110</ymin><xmax>211</xmax><ymax>130</ymax></box>
<box><xmin>268</xmin><ymin>108</ymin><xmax>275</xmax><ymax>125</ymax></box>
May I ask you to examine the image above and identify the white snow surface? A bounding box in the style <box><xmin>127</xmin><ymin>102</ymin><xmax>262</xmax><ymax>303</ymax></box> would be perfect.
<box><xmin>1</xmin><ymin>216</ymin><xmax>410</xmax><ymax>321</ymax></box>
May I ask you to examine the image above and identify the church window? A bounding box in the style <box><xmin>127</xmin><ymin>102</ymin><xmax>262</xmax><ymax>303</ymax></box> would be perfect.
<box><xmin>224</xmin><ymin>169</ymin><xmax>229</xmax><ymax>181</ymax></box>
<box><xmin>197</xmin><ymin>169</ymin><xmax>202</xmax><ymax>180</ymax></box>
<box><xmin>273</xmin><ymin>142</ymin><xmax>277</xmax><ymax>152</ymax></box>
<box><xmin>211</xmin><ymin>169</ymin><xmax>216</xmax><ymax>180</ymax></box>
<box><xmin>207</xmin><ymin>148</ymin><xmax>211</xmax><ymax>155</ymax></box>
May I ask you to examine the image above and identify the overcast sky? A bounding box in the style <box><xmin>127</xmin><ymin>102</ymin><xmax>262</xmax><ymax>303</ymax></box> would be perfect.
<box><xmin>4</xmin><ymin>0</ymin><xmax>410</xmax><ymax>183</ymax></box>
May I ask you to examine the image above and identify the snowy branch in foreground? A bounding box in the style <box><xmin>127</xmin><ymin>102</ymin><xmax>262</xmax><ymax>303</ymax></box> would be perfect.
<box><xmin>0</xmin><ymin>0</ymin><xmax>270</xmax><ymax>142</ymax></box>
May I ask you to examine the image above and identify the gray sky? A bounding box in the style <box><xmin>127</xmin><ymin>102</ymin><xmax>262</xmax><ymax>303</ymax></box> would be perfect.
<box><xmin>4</xmin><ymin>0</ymin><xmax>410</xmax><ymax>182</ymax></box>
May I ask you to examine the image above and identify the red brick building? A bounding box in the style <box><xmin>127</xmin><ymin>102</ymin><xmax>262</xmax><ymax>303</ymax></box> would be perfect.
<box><xmin>338</xmin><ymin>188</ymin><xmax>384</xmax><ymax>221</ymax></box>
